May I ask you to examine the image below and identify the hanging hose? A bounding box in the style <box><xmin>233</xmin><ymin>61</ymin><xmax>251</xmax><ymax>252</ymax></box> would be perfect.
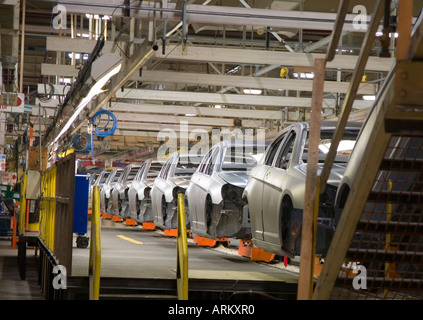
<box><xmin>72</xmin><ymin>133</ymin><xmax>91</xmax><ymax>153</ymax></box>
<box><xmin>93</xmin><ymin>109</ymin><xmax>117</xmax><ymax>137</ymax></box>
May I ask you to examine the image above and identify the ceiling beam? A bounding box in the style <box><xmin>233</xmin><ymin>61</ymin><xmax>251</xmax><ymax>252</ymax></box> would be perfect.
<box><xmin>38</xmin><ymin>68</ymin><xmax>377</xmax><ymax>95</ymax></box>
<box><xmin>109</xmin><ymin>102</ymin><xmax>283</xmax><ymax>120</ymax></box>
<box><xmin>138</xmin><ymin>70</ymin><xmax>377</xmax><ymax>95</ymax></box>
<box><xmin>53</xmin><ymin>1</ymin><xmax>371</xmax><ymax>32</ymax></box>
<box><xmin>154</xmin><ymin>44</ymin><xmax>394</xmax><ymax>72</ymax></box>
<box><xmin>114</xmin><ymin>88</ymin><xmax>373</xmax><ymax>109</ymax></box>
<box><xmin>44</xmin><ymin>36</ymin><xmax>394</xmax><ymax>72</ymax></box>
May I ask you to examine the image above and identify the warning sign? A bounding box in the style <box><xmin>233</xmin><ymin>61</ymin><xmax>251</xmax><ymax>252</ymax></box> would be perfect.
<box><xmin>0</xmin><ymin>93</ymin><xmax>24</xmax><ymax>113</ymax></box>
<box><xmin>0</xmin><ymin>155</ymin><xmax>5</xmax><ymax>172</ymax></box>
<box><xmin>1</xmin><ymin>172</ymin><xmax>17</xmax><ymax>185</ymax></box>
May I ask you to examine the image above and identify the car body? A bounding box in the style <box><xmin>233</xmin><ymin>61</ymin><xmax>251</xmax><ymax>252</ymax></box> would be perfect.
<box><xmin>151</xmin><ymin>152</ymin><xmax>201</xmax><ymax>230</ymax></box>
<box><xmin>243</xmin><ymin>121</ymin><xmax>361</xmax><ymax>258</ymax></box>
<box><xmin>110</xmin><ymin>163</ymin><xmax>142</xmax><ymax>218</ymax></box>
<box><xmin>88</xmin><ymin>167</ymin><xmax>112</xmax><ymax>208</ymax></box>
<box><xmin>99</xmin><ymin>166</ymin><xmax>125</xmax><ymax>214</ymax></box>
<box><xmin>186</xmin><ymin>140</ymin><xmax>264</xmax><ymax>239</ymax></box>
<box><xmin>127</xmin><ymin>159</ymin><xmax>163</xmax><ymax>223</ymax></box>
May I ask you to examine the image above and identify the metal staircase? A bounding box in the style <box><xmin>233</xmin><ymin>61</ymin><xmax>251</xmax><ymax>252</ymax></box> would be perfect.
<box><xmin>312</xmin><ymin>8</ymin><xmax>423</xmax><ymax>300</ymax></box>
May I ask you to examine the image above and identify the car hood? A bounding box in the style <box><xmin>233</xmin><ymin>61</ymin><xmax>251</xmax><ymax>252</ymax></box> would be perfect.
<box><xmin>298</xmin><ymin>163</ymin><xmax>346</xmax><ymax>186</ymax></box>
<box><xmin>170</xmin><ymin>176</ymin><xmax>192</xmax><ymax>190</ymax></box>
<box><xmin>218</xmin><ymin>171</ymin><xmax>249</xmax><ymax>188</ymax></box>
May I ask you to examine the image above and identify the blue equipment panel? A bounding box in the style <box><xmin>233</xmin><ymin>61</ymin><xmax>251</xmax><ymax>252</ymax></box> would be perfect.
<box><xmin>73</xmin><ymin>174</ymin><xmax>89</xmax><ymax>235</ymax></box>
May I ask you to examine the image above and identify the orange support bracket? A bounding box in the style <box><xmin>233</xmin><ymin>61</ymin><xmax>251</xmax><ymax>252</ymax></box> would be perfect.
<box><xmin>238</xmin><ymin>239</ymin><xmax>275</xmax><ymax>263</ymax></box>
<box><xmin>142</xmin><ymin>222</ymin><xmax>155</xmax><ymax>230</ymax></box>
<box><xmin>164</xmin><ymin>228</ymin><xmax>177</xmax><ymax>237</ymax></box>
<box><xmin>125</xmin><ymin>218</ymin><xmax>137</xmax><ymax>226</ymax></box>
<box><xmin>165</xmin><ymin>228</ymin><xmax>190</xmax><ymax>237</ymax></box>
<box><xmin>193</xmin><ymin>234</ymin><xmax>216</xmax><ymax>247</ymax></box>
<box><xmin>193</xmin><ymin>235</ymin><xmax>229</xmax><ymax>247</ymax></box>
<box><xmin>101</xmin><ymin>213</ymin><xmax>112</xmax><ymax>219</ymax></box>
<box><xmin>112</xmin><ymin>215</ymin><xmax>123</xmax><ymax>222</ymax></box>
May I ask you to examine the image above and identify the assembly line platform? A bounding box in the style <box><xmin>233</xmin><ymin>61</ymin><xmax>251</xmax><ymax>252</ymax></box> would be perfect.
<box><xmin>67</xmin><ymin>219</ymin><xmax>300</xmax><ymax>299</ymax></box>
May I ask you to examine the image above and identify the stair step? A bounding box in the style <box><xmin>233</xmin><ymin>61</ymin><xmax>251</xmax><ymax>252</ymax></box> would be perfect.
<box><xmin>355</xmin><ymin>221</ymin><xmax>423</xmax><ymax>234</ymax></box>
<box><xmin>367</xmin><ymin>191</ymin><xmax>422</xmax><ymax>204</ymax></box>
<box><xmin>336</xmin><ymin>275</ymin><xmax>423</xmax><ymax>290</ymax></box>
<box><xmin>379</xmin><ymin>159</ymin><xmax>423</xmax><ymax>171</ymax></box>
<box><xmin>347</xmin><ymin>248</ymin><xmax>423</xmax><ymax>264</ymax></box>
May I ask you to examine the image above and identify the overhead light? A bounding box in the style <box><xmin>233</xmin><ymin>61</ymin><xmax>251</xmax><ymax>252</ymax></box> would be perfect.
<box><xmin>50</xmin><ymin>53</ymin><xmax>122</xmax><ymax>147</ymax></box>
<box><xmin>376</xmin><ymin>31</ymin><xmax>398</xmax><ymax>38</ymax></box>
<box><xmin>67</xmin><ymin>52</ymin><xmax>89</xmax><ymax>60</ymax></box>
<box><xmin>76</xmin><ymin>33</ymin><xmax>90</xmax><ymax>38</ymax></box>
<box><xmin>243</xmin><ymin>89</ymin><xmax>262</xmax><ymax>95</ymax></box>
<box><xmin>293</xmin><ymin>72</ymin><xmax>314</xmax><ymax>79</ymax></box>
<box><xmin>363</xmin><ymin>95</ymin><xmax>376</xmax><ymax>101</ymax></box>
<box><xmin>214</xmin><ymin>104</ymin><xmax>222</xmax><ymax>108</ymax></box>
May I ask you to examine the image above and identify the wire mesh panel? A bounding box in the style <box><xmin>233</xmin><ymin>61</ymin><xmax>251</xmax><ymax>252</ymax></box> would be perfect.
<box><xmin>332</xmin><ymin>135</ymin><xmax>423</xmax><ymax>300</ymax></box>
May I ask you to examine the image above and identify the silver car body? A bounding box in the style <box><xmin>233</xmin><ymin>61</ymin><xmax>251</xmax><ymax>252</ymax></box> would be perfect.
<box><xmin>151</xmin><ymin>153</ymin><xmax>201</xmax><ymax>230</ymax></box>
<box><xmin>243</xmin><ymin>121</ymin><xmax>361</xmax><ymax>258</ymax></box>
<box><xmin>89</xmin><ymin>168</ymin><xmax>112</xmax><ymax>209</ymax></box>
<box><xmin>186</xmin><ymin>140</ymin><xmax>263</xmax><ymax>239</ymax></box>
<box><xmin>99</xmin><ymin>167</ymin><xmax>125</xmax><ymax>214</ymax></box>
<box><xmin>127</xmin><ymin>159</ymin><xmax>163</xmax><ymax>223</ymax></box>
<box><xmin>110</xmin><ymin>163</ymin><xmax>142</xmax><ymax>218</ymax></box>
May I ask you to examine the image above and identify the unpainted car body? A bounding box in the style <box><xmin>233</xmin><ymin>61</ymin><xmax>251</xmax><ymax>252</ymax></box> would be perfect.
<box><xmin>110</xmin><ymin>163</ymin><xmax>142</xmax><ymax>218</ymax></box>
<box><xmin>243</xmin><ymin>121</ymin><xmax>361</xmax><ymax>258</ymax></box>
<box><xmin>99</xmin><ymin>167</ymin><xmax>124</xmax><ymax>214</ymax></box>
<box><xmin>151</xmin><ymin>153</ymin><xmax>201</xmax><ymax>230</ymax></box>
<box><xmin>186</xmin><ymin>140</ymin><xmax>264</xmax><ymax>239</ymax></box>
<box><xmin>127</xmin><ymin>159</ymin><xmax>163</xmax><ymax>223</ymax></box>
<box><xmin>89</xmin><ymin>168</ymin><xmax>112</xmax><ymax>208</ymax></box>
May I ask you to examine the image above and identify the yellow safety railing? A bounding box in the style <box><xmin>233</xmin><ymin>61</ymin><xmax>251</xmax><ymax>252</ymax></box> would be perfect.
<box><xmin>19</xmin><ymin>173</ymin><xmax>27</xmax><ymax>235</ymax></box>
<box><xmin>39</xmin><ymin>167</ymin><xmax>56</xmax><ymax>250</ymax></box>
<box><xmin>176</xmin><ymin>192</ymin><xmax>188</xmax><ymax>300</ymax></box>
<box><xmin>89</xmin><ymin>186</ymin><xmax>101</xmax><ymax>300</ymax></box>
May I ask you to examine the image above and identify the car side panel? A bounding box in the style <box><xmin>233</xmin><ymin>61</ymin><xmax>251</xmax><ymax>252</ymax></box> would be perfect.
<box><xmin>243</xmin><ymin>164</ymin><xmax>268</xmax><ymax>241</ymax></box>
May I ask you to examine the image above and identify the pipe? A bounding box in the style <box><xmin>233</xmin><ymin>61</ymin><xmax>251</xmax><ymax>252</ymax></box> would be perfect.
<box><xmin>19</xmin><ymin>0</ymin><xmax>26</xmax><ymax>93</ymax></box>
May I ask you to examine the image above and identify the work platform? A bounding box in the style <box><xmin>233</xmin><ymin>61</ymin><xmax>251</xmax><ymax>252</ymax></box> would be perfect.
<box><xmin>65</xmin><ymin>219</ymin><xmax>299</xmax><ymax>300</ymax></box>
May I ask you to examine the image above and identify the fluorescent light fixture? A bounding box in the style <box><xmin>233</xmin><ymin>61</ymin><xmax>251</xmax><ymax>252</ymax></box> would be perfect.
<box><xmin>376</xmin><ymin>31</ymin><xmax>398</xmax><ymax>38</ymax></box>
<box><xmin>214</xmin><ymin>104</ymin><xmax>222</xmax><ymax>108</ymax></box>
<box><xmin>363</xmin><ymin>95</ymin><xmax>376</xmax><ymax>101</ymax></box>
<box><xmin>243</xmin><ymin>89</ymin><xmax>262</xmax><ymax>95</ymax></box>
<box><xmin>76</xmin><ymin>33</ymin><xmax>90</xmax><ymax>38</ymax></box>
<box><xmin>67</xmin><ymin>53</ymin><xmax>89</xmax><ymax>60</ymax></box>
<box><xmin>293</xmin><ymin>72</ymin><xmax>314</xmax><ymax>79</ymax></box>
<box><xmin>50</xmin><ymin>53</ymin><xmax>122</xmax><ymax>147</ymax></box>
<box><xmin>61</xmin><ymin>78</ymin><xmax>72</xmax><ymax>84</ymax></box>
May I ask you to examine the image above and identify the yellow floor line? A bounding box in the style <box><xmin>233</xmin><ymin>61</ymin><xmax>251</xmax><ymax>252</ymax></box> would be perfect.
<box><xmin>116</xmin><ymin>234</ymin><xmax>143</xmax><ymax>245</ymax></box>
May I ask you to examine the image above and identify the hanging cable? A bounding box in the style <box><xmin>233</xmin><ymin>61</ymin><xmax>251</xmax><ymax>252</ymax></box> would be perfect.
<box><xmin>92</xmin><ymin>109</ymin><xmax>117</xmax><ymax>137</ymax></box>
<box><xmin>72</xmin><ymin>133</ymin><xmax>91</xmax><ymax>152</ymax></box>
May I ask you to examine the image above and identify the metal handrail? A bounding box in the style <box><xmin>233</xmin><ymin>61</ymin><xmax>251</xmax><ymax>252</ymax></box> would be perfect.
<box><xmin>89</xmin><ymin>186</ymin><xmax>101</xmax><ymax>300</ymax></box>
<box><xmin>176</xmin><ymin>192</ymin><xmax>188</xmax><ymax>300</ymax></box>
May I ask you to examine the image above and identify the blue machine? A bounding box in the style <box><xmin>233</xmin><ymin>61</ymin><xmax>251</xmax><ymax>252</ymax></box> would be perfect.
<box><xmin>73</xmin><ymin>174</ymin><xmax>90</xmax><ymax>248</ymax></box>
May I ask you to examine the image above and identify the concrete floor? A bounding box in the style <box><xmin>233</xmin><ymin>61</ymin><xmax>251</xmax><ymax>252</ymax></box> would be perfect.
<box><xmin>0</xmin><ymin>238</ymin><xmax>43</xmax><ymax>300</ymax></box>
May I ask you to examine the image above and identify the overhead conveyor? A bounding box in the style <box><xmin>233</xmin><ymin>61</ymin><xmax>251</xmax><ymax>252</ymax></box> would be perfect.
<box><xmin>312</xmin><ymin>3</ymin><xmax>423</xmax><ymax>300</ymax></box>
